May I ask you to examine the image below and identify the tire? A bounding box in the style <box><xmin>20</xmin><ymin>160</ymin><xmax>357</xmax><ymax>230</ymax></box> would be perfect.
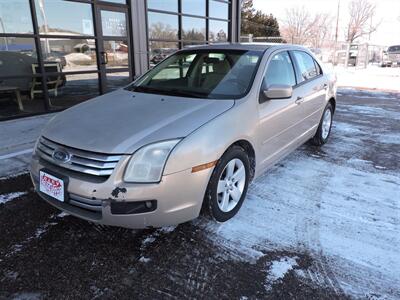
<box><xmin>311</xmin><ymin>102</ymin><xmax>334</xmax><ymax>146</ymax></box>
<box><xmin>203</xmin><ymin>145</ymin><xmax>250</xmax><ymax>222</ymax></box>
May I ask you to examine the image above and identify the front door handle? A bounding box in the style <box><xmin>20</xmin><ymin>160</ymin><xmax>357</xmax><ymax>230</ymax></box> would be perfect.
<box><xmin>295</xmin><ymin>97</ymin><xmax>304</xmax><ymax>105</ymax></box>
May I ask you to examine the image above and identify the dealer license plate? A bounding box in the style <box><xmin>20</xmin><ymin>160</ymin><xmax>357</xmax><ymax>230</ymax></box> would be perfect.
<box><xmin>39</xmin><ymin>170</ymin><xmax>65</xmax><ymax>202</ymax></box>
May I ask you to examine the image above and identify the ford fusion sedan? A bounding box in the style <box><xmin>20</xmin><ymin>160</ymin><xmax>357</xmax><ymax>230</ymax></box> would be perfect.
<box><xmin>30</xmin><ymin>44</ymin><xmax>336</xmax><ymax>229</ymax></box>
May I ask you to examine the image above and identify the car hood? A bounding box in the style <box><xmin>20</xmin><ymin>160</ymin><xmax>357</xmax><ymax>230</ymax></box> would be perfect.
<box><xmin>42</xmin><ymin>89</ymin><xmax>234</xmax><ymax>154</ymax></box>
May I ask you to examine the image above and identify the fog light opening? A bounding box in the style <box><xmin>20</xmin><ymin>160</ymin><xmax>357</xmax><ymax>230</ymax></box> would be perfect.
<box><xmin>145</xmin><ymin>201</ymin><xmax>153</xmax><ymax>208</ymax></box>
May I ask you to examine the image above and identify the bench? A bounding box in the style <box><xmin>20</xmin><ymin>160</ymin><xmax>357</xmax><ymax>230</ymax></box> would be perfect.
<box><xmin>0</xmin><ymin>86</ymin><xmax>24</xmax><ymax>111</ymax></box>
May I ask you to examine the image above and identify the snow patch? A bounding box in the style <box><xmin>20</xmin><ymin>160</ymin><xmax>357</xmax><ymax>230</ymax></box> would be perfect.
<box><xmin>265</xmin><ymin>257</ymin><xmax>298</xmax><ymax>290</ymax></box>
<box><xmin>142</xmin><ymin>236</ymin><xmax>156</xmax><ymax>246</ymax></box>
<box><xmin>9</xmin><ymin>292</ymin><xmax>42</xmax><ymax>300</ymax></box>
<box><xmin>57</xmin><ymin>211</ymin><xmax>69</xmax><ymax>218</ymax></box>
<box><xmin>0</xmin><ymin>191</ymin><xmax>28</xmax><ymax>204</ymax></box>
<box><xmin>0</xmin><ymin>171</ymin><xmax>29</xmax><ymax>181</ymax></box>
<box><xmin>158</xmin><ymin>225</ymin><xmax>177</xmax><ymax>233</ymax></box>
<box><xmin>139</xmin><ymin>256</ymin><xmax>151</xmax><ymax>263</ymax></box>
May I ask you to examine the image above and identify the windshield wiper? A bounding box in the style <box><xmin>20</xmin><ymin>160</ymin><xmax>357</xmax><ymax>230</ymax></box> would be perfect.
<box><xmin>129</xmin><ymin>85</ymin><xmax>207</xmax><ymax>98</ymax></box>
<box><xmin>163</xmin><ymin>89</ymin><xmax>208</xmax><ymax>98</ymax></box>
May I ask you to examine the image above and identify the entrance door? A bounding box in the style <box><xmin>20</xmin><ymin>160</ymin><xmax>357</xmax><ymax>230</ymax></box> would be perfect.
<box><xmin>95</xmin><ymin>5</ymin><xmax>132</xmax><ymax>93</ymax></box>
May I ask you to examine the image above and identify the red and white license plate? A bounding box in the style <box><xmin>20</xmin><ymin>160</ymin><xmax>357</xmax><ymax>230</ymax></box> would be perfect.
<box><xmin>39</xmin><ymin>170</ymin><xmax>65</xmax><ymax>202</ymax></box>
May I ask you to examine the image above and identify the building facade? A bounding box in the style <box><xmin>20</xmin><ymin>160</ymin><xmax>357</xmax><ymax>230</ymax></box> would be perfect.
<box><xmin>0</xmin><ymin>0</ymin><xmax>240</xmax><ymax>120</ymax></box>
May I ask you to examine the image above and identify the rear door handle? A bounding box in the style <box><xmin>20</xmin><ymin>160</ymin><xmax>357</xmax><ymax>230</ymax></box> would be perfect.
<box><xmin>295</xmin><ymin>97</ymin><xmax>304</xmax><ymax>105</ymax></box>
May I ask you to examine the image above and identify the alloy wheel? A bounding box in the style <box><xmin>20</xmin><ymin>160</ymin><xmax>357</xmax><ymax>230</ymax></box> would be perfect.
<box><xmin>216</xmin><ymin>158</ymin><xmax>246</xmax><ymax>212</ymax></box>
<box><xmin>321</xmin><ymin>108</ymin><xmax>332</xmax><ymax>140</ymax></box>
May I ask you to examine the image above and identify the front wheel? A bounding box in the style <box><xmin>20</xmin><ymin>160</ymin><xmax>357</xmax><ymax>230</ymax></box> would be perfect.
<box><xmin>311</xmin><ymin>102</ymin><xmax>333</xmax><ymax>146</ymax></box>
<box><xmin>203</xmin><ymin>146</ymin><xmax>250</xmax><ymax>222</ymax></box>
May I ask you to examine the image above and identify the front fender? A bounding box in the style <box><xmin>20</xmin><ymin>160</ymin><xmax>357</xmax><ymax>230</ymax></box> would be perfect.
<box><xmin>164</xmin><ymin>99</ymin><xmax>259</xmax><ymax>175</ymax></box>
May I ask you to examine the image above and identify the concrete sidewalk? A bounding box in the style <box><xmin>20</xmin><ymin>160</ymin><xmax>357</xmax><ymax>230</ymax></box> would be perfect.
<box><xmin>0</xmin><ymin>114</ymin><xmax>54</xmax><ymax>178</ymax></box>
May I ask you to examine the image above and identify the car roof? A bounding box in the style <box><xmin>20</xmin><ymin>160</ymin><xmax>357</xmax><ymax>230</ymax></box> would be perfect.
<box><xmin>180</xmin><ymin>43</ymin><xmax>304</xmax><ymax>52</ymax></box>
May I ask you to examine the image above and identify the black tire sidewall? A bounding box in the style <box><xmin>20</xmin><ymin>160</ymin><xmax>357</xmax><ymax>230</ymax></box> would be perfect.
<box><xmin>205</xmin><ymin>146</ymin><xmax>250</xmax><ymax>222</ymax></box>
<box><xmin>314</xmin><ymin>103</ymin><xmax>333</xmax><ymax>145</ymax></box>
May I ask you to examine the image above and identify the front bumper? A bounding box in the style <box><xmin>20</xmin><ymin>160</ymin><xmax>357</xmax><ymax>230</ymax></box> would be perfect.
<box><xmin>30</xmin><ymin>152</ymin><xmax>213</xmax><ymax>229</ymax></box>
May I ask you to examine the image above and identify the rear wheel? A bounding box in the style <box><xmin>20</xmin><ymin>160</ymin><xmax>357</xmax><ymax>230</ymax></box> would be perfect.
<box><xmin>203</xmin><ymin>146</ymin><xmax>250</xmax><ymax>222</ymax></box>
<box><xmin>311</xmin><ymin>103</ymin><xmax>333</xmax><ymax>146</ymax></box>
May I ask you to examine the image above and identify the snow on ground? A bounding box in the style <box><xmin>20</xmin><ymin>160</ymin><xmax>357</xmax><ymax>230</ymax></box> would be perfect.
<box><xmin>202</xmin><ymin>90</ymin><xmax>400</xmax><ymax>299</ymax></box>
<box><xmin>265</xmin><ymin>256</ymin><xmax>298</xmax><ymax>291</ymax></box>
<box><xmin>335</xmin><ymin>65</ymin><xmax>400</xmax><ymax>91</ymax></box>
<box><xmin>0</xmin><ymin>192</ymin><xmax>28</xmax><ymax>204</ymax></box>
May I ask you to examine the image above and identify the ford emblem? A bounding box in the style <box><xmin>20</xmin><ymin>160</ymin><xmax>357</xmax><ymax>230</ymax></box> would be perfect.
<box><xmin>53</xmin><ymin>149</ymin><xmax>71</xmax><ymax>163</ymax></box>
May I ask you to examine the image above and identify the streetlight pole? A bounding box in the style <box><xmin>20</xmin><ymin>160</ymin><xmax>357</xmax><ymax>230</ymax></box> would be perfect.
<box><xmin>38</xmin><ymin>0</ymin><xmax>50</xmax><ymax>54</ymax></box>
<box><xmin>334</xmin><ymin>0</ymin><xmax>340</xmax><ymax>65</ymax></box>
<box><xmin>0</xmin><ymin>17</ymin><xmax>9</xmax><ymax>51</ymax></box>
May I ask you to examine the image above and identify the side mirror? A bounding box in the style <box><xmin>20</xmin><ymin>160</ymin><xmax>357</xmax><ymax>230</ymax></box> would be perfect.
<box><xmin>262</xmin><ymin>84</ymin><xmax>293</xmax><ymax>100</ymax></box>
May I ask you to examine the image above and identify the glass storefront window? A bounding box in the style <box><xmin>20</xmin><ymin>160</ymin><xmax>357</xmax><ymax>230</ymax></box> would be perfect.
<box><xmin>209</xmin><ymin>1</ymin><xmax>229</xmax><ymax>20</ymax></box>
<box><xmin>148</xmin><ymin>12</ymin><xmax>179</xmax><ymax>40</ymax></box>
<box><xmin>106</xmin><ymin>71</ymin><xmax>131</xmax><ymax>92</ymax></box>
<box><xmin>182</xmin><ymin>17</ymin><xmax>206</xmax><ymax>41</ymax></box>
<box><xmin>182</xmin><ymin>42</ymin><xmax>207</xmax><ymax>48</ymax></box>
<box><xmin>103</xmin><ymin>0</ymin><xmax>126</xmax><ymax>3</ymax></box>
<box><xmin>0</xmin><ymin>75</ymin><xmax>46</xmax><ymax>118</ymax></box>
<box><xmin>149</xmin><ymin>41</ymin><xmax>179</xmax><ymax>67</ymax></box>
<box><xmin>182</xmin><ymin>0</ymin><xmax>206</xmax><ymax>16</ymax></box>
<box><xmin>209</xmin><ymin>20</ymin><xmax>228</xmax><ymax>42</ymax></box>
<box><xmin>40</xmin><ymin>38</ymin><xmax>97</xmax><ymax>72</ymax></box>
<box><xmin>35</xmin><ymin>0</ymin><xmax>94</xmax><ymax>36</ymax></box>
<box><xmin>147</xmin><ymin>0</ymin><xmax>178</xmax><ymax>13</ymax></box>
<box><xmin>0</xmin><ymin>0</ymin><xmax>33</xmax><ymax>34</ymax></box>
<box><xmin>103</xmin><ymin>40</ymin><xmax>129</xmax><ymax>69</ymax></box>
<box><xmin>48</xmin><ymin>73</ymin><xmax>99</xmax><ymax>109</ymax></box>
<box><xmin>0</xmin><ymin>38</ymin><xmax>37</xmax><ymax>79</ymax></box>
<box><xmin>101</xmin><ymin>10</ymin><xmax>127</xmax><ymax>37</ymax></box>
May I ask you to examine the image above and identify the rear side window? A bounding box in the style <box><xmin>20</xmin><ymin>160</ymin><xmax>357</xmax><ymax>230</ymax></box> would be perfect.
<box><xmin>264</xmin><ymin>51</ymin><xmax>296</xmax><ymax>88</ymax></box>
<box><xmin>292</xmin><ymin>51</ymin><xmax>319</xmax><ymax>82</ymax></box>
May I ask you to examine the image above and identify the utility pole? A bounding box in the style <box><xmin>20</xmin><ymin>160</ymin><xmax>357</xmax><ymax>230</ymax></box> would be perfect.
<box><xmin>0</xmin><ymin>18</ymin><xmax>8</xmax><ymax>51</ymax></box>
<box><xmin>334</xmin><ymin>0</ymin><xmax>341</xmax><ymax>65</ymax></box>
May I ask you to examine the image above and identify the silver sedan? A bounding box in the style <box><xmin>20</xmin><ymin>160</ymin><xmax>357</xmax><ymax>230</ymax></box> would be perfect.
<box><xmin>30</xmin><ymin>44</ymin><xmax>336</xmax><ymax>228</ymax></box>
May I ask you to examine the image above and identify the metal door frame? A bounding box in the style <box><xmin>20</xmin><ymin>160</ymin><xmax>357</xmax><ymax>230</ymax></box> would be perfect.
<box><xmin>94</xmin><ymin>2</ymin><xmax>133</xmax><ymax>93</ymax></box>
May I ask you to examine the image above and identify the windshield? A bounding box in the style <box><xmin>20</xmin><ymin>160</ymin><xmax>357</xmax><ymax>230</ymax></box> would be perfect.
<box><xmin>127</xmin><ymin>49</ymin><xmax>263</xmax><ymax>99</ymax></box>
<box><xmin>388</xmin><ymin>45</ymin><xmax>400</xmax><ymax>53</ymax></box>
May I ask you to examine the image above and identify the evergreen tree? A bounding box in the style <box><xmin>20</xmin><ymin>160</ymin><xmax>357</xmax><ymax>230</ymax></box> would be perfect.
<box><xmin>241</xmin><ymin>0</ymin><xmax>281</xmax><ymax>37</ymax></box>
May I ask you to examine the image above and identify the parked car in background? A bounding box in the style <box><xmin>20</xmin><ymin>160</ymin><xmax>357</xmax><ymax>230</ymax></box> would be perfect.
<box><xmin>386</xmin><ymin>45</ymin><xmax>400</xmax><ymax>67</ymax></box>
<box><xmin>381</xmin><ymin>49</ymin><xmax>391</xmax><ymax>67</ymax></box>
<box><xmin>31</xmin><ymin>44</ymin><xmax>337</xmax><ymax>229</ymax></box>
<box><xmin>150</xmin><ymin>48</ymin><xmax>177</xmax><ymax>66</ymax></box>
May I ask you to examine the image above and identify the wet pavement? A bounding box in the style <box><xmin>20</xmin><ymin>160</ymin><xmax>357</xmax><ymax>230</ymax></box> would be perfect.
<box><xmin>0</xmin><ymin>89</ymin><xmax>399</xmax><ymax>299</ymax></box>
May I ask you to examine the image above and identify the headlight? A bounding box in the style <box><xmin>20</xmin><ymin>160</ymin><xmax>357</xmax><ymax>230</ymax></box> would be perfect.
<box><xmin>124</xmin><ymin>139</ymin><xmax>181</xmax><ymax>183</ymax></box>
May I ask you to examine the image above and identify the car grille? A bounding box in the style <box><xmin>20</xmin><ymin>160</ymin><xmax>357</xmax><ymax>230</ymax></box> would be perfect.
<box><xmin>36</xmin><ymin>136</ymin><xmax>121</xmax><ymax>177</ymax></box>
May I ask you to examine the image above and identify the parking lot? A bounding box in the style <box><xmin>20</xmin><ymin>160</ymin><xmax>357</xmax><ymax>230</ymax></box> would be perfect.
<box><xmin>0</xmin><ymin>88</ymin><xmax>399</xmax><ymax>299</ymax></box>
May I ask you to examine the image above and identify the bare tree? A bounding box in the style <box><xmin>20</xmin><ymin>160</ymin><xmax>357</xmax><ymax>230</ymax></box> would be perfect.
<box><xmin>281</xmin><ymin>7</ymin><xmax>333</xmax><ymax>47</ymax></box>
<box><xmin>345</xmin><ymin>0</ymin><xmax>380</xmax><ymax>43</ymax></box>
<box><xmin>282</xmin><ymin>6</ymin><xmax>314</xmax><ymax>45</ymax></box>
<box><xmin>309</xmin><ymin>13</ymin><xmax>334</xmax><ymax>49</ymax></box>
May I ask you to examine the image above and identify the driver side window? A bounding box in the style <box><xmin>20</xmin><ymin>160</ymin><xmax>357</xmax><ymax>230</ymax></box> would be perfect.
<box><xmin>264</xmin><ymin>51</ymin><xmax>296</xmax><ymax>88</ymax></box>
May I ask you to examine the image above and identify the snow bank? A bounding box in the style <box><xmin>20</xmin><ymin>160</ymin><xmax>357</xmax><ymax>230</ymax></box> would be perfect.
<box><xmin>0</xmin><ymin>192</ymin><xmax>28</xmax><ymax>204</ymax></box>
<box><xmin>335</xmin><ymin>65</ymin><xmax>400</xmax><ymax>92</ymax></box>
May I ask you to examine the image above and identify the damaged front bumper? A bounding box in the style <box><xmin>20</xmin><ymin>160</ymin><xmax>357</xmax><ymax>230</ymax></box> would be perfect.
<box><xmin>30</xmin><ymin>152</ymin><xmax>213</xmax><ymax>229</ymax></box>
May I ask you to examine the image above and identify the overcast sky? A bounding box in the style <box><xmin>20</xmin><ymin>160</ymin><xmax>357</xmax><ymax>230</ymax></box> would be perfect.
<box><xmin>252</xmin><ymin>0</ymin><xmax>400</xmax><ymax>46</ymax></box>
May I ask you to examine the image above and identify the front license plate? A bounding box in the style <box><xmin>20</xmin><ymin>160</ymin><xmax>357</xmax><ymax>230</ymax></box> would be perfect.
<box><xmin>39</xmin><ymin>170</ymin><xmax>65</xmax><ymax>202</ymax></box>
